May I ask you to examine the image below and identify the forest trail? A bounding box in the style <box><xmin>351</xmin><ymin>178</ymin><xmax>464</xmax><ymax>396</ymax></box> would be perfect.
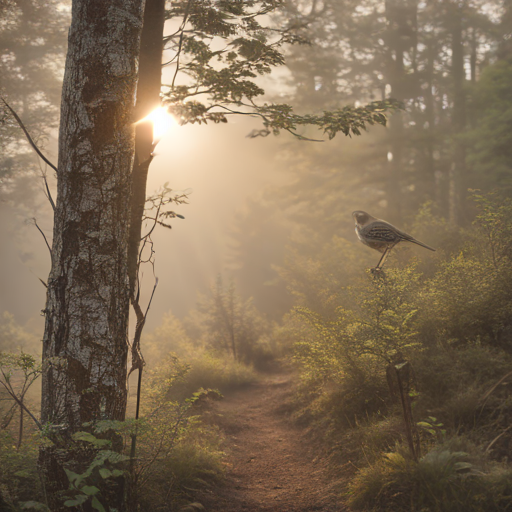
<box><xmin>197</xmin><ymin>367</ymin><xmax>346</xmax><ymax>512</ymax></box>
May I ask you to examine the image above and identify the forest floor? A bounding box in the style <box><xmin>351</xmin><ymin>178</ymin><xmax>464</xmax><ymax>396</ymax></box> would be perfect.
<box><xmin>196</xmin><ymin>364</ymin><xmax>347</xmax><ymax>512</ymax></box>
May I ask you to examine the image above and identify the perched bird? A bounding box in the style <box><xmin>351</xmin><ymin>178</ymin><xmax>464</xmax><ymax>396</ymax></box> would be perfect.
<box><xmin>352</xmin><ymin>210</ymin><xmax>435</xmax><ymax>271</ymax></box>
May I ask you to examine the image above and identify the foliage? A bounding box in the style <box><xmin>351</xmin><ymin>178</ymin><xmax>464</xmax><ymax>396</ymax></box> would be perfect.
<box><xmin>466</xmin><ymin>59</ymin><xmax>512</xmax><ymax>194</ymax></box>
<box><xmin>279</xmin><ymin>192</ymin><xmax>512</xmax><ymax>509</ymax></box>
<box><xmin>0</xmin><ymin>0</ymin><xmax>69</xmax><ymax>204</ymax></box>
<box><xmin>132</xmin><ymin>356</ymin><xmax>227</xmax><ymax>511</ymax></box>
<box><xmin>142</xmin><ymin>311</ymin><xmax>197</xmax><ymax>367</ymax></box>
<box><xmin>161</xmin><ymin>0</ymin><xmax>399</xmax><ymax>139</ymax></box>
<box><xmin>294</xmin><ymin>265</ymin><xmax>421</xmax><ymax>389</ymax></box>
<box><xmin>136</xmin><ymin>420</ymin><xmax>225</xmax><ymax>511</ymax></box>
<box><xmin>348</xmin><ymin>443</ymin><xmax>512</xmax><ymax>512</ymax></box>
<box><xmin>227</xmin><ymin>0</ymin><xmax>512</xmax><ymax>317</ymax></box>
<box><xmin>0</xmin><ymin>431</ymin><xmax>41</xmax><ymax>509</ymax></box>
<box><xmin>0</xmin><ymin>351</ymin><xmax>41</xmax><ymax>450</ymax></box>
<box><xmin>62</xmin><ymin>436</ymin><xmax>128</xmax><ymax>512</ymax></box>
<box><xmin>192</xmin><ymin>276</ymin><xmax>274</xmax><ymax>367</ymax></box>
<box><xmin>144</xmin><ymin>350</ymin><xmax>256</xmax><ymax>405</ymax></box>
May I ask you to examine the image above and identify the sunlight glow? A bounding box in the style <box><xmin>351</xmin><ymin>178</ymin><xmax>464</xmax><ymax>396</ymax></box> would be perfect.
<box><xmin>137</xmin><ymin>107</ymin><xmax>177</xmax><ymax>142</ymax></box>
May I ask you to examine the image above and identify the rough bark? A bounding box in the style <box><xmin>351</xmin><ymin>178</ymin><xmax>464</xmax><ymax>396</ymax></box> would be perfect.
<box><xmin>39</xmin><ymin>1</ymin><xmax>145</xmax><ymax>509</ymax></box>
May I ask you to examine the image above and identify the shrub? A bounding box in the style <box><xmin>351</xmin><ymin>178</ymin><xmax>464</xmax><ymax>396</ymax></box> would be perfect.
<box><xmin>150</xmin><ymin>351</ymin><xmax>257</xmax><ymax>403</ymax></box>
<box><xmin>0</xmin><ymin>431</ymin><xmax>41</xmax><ymax>508</ymax></box>
<box><xmin>348</xmin><ymin>442</ymin><xmax>512</xmax><ymax>512</ymax></box>
<box><xmin>136</xmin><ymin>420</ymin><xmax>225</xmax><ymax>512</ymax></box>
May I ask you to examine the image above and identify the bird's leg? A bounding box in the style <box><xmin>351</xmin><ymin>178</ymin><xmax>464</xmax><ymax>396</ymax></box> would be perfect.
<box><xmin>374</xmin><ymin>246</ymin><xmax>392</xmax><ymax>272</ymax></box>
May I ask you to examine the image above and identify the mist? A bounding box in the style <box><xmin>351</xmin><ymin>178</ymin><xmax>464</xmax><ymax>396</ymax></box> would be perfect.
<box><xmin>2</xmin><ymin>0</ymin><xmax>512</xmax><ymax>510</ymax></box>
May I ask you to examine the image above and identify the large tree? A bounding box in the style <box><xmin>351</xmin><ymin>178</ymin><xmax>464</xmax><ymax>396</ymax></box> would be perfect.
<box><xmin>39</xmin><ymin>0</ymin><xmax>146</xmax><ymax>509</ymax></box>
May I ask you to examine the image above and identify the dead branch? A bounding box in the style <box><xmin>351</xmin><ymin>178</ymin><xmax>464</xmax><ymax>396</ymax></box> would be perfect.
<box><xmin>1</xmin><ymin>96</ymin><xmax>56</xmax><ymax>210</ymax></box>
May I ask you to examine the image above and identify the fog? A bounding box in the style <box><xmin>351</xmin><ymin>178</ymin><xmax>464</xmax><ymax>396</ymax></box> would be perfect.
<box><xmin>3</xmin><ymin>2</ymin><xmax>512</xmax><ymax>509</ymax></box>
<box><xmin>1</xmin><ymin>0</ymin><xmax>511</xmax><ymax>337</ymax></box>
<box><xmin>0</xmin><ymin>118</ymin><xmax>293</xmax><ymax>332</ymax></box>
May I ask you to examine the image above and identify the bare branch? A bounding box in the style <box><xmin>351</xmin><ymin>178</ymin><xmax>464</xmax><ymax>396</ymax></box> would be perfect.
<box><xmin>32</xmin><ymin>218</ymin><xmax>52</xmax><ymax>257</ymax></box>
<box><xmin>1</xmin><ymin>97</ymin><xmax>57</xmax><ymax>210</ymax></box>
<box><xmin>0</xmin><ymin>374</ymin><xmax>42</xmax><ymax>430</ymax></box>
<box><xmin>170</xmin><ymin>0</ymin><xmax>193</xmax><ymax>89</ymax></box>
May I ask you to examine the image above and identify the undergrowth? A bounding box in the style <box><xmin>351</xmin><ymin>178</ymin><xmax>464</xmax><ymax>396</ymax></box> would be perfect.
<box><xmin>284</xmin><ymin>194</ymin><xmax>512</xmax><ymax>510</ymax></box>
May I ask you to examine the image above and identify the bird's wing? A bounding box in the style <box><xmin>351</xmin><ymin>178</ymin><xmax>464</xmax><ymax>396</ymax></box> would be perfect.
<box><xmin>362</xmin><ymin>223</ymin><xmax>400</xmax><ymax>243</ymax></box>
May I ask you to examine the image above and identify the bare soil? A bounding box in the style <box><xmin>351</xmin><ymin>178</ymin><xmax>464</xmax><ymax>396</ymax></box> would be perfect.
<box><xmin>197</xmin><ymin>367</ymin><xmax>347</xmax><ymax>512</ymax></box>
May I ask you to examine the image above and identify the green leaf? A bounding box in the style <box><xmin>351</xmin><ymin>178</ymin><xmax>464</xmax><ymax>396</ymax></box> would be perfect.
<box><xmin>111</xmin><ymin>469</ymin><xmax>124</xmax><ymax>477</ymax></box>
<box><xmin>99</xmin><ymin>468</ymin><xmax>112</xmax><ymax>479</ymax></box>
<box><xmin>454</xmin><ymin>461</ymin><xmax>473</xmax><ymax>472</ymax></box>
<box><xmin>73</xmin><ymin>431</ymin><xmax>111</xmax><ymax>447</ymax></box>
<box><xmin>106</xmin><ymin>452</ymin><xmax>130</xmax><ymax>464</ymax></box>
<box><xmin>81</xmin><ymin>485</ymin><xmax>99</xmax><ymax>496</ymax></box>
<box><xmin>20</xmin><ymin>502</ymin><xmax>51</xmax><ymax>511</ymax></box>
<box><xmin>63</xmin><ymin>468</ymin><xmax>80</xmax><ymax>484</ymax></box>
<box><xmin>91</xmin><ymin>496</ymin><xmax>106</xmax><ymax>512</ymax></box>
<box><xmin>14</xmin><ymin>470</ymin><xmax>31</xmax><ymax>478</ymax></box>
<box><xmin>64</xmin><ymin>494</ymin><xmax>88</xmax><ymax>507</ymax></box>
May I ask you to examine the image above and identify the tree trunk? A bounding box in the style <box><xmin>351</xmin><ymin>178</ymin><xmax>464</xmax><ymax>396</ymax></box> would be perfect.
<box><xmin>384</xmin><ymin>0</ymin><xmax>414</xmax><ymax>223</ymax></box>
<box><xmin>17</xmin><ymin>399</ymin><xmax>23</xmax><ymax>451</ymax></box>
<box><xmin>423</xmin><ymin>40</ymin><xmax>437</xmax><ymax>203</ymax></box>
<box><xmin>449</xmin><ymin>4</ymin><xmax>466</xmax><ymax>225</ymax></box>
<box><xmin>128</xmin><ymin>0</ymin><xmax>166</xmax><ymax>298</ymax></box>
<box><xmin>39</xmin><ymin>1</ymin><xmax>145</xmax><ymax>510</ymax></box>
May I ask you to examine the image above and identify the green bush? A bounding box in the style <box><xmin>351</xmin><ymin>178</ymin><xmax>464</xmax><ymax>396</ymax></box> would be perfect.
<box><xmin>150</xmin><ymin>351</ymin><xmax>257</xmax><ymax>403</ymax></box>
<box><xmin>411</xmin><ymin>346</ymin><xmax>512</xmax><ymax>433</ymax></box>
<box><xmin>281</xmin><ymin>193</ymin><xmax>512</xmax><ymax>509</ymax></box>
<box><xmin>136</xmin><ymin>420</ymin><xmax>225</xmax><ymax>512</ymax></box>
<box><xmin>348</xmin><ymin>442</ymin><xmax>512</xmax><ymax>512</ymax></box>
<box><xmin>0</xmin><ymin>431</ymin><xmax>41</xmax><ymax>508</ymax></box>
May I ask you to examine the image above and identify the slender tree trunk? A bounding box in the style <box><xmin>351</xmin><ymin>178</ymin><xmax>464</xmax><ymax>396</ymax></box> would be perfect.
<box><xmin>498</xmin><ymin>0</ymin><xmax>512</xmax><ymax>58</ymax></box>
<box><xmin>128</xmin><ymin>0</ymin><xmax>166</xmax><ymax>298</ymax></box>
<box><xmin>424</xmin><ymin>40</ymin><xmax>437</xmax><ymax>202</ymax></box>
<box><xmin>39</xmin><ymin>1</ymin><xmax>145</xmax><ymax>510</ymax></box>
<box><xmin>125</xmin><ymin>5</ymin><xmax>166</xmax><ymax>504</ymax></box>
<box><xmin>449</xmin><ymin>3</ymin><xmax>466</xmax><ymax>225</ymax></box>
<box><xmin>17</xmin><ymin>399</ymin><xmax>23</xmax><ymax>450</ymax></box>
<box><xmin>384</xmin><ymin>0</ymin><xmax>412</xmax><ymax>223</ymax></box>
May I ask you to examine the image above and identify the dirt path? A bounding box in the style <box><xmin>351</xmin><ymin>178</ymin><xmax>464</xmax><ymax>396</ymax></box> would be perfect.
<box><xmin>197</xmin><ymin>369</ymin><xmax>346</xmax><ymax>512</ymax></box>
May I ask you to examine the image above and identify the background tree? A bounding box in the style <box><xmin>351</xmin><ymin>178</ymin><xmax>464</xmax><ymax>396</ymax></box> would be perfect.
<box><xmin>0</xmin><ymin>0</ymin><xmax>68</xmax><ymax>204</ymax></box>
<box><xmin>228</xmin><ymin>0</ymin><xmax>511</xmax><ymax>314</ymax></box>
<box><xmin>196</xmin><ymin>276</ymin><xmax>270</xmax><ymax>365</ymax></box>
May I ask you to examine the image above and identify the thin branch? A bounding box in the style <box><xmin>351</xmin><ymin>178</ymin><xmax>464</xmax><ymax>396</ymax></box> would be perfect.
<box><xmin>208</xmin><ymin>104</ymin><xmax>325</xmax><ymax>142</ymax></box>
<box><xmin>171</xmin><ymin>0</ymin><xmax>193</xmax><ymax>89</ymax></box>
<box><xmin>0</xmin><ymin>376</ymin><xmax>42</xmax><ymax>430</ymax></box>
<box><xmin>144</xmin><ymin>277</ymin><xmax>159</xmax><ymax>318</ymax></box>
<box><xmin>486</xmin><ymin>425</ymin><xmax>512</xmax><ymax>453</ymax></box>
<box><xmin>1</xmin><ymin>97</ymin><xmax>57</xmax><ymax>210</ymax></box>
<box><xmin>32</xmin><ymin>218</ymin><xmax>52</xmax><ymax>257</ymax></box>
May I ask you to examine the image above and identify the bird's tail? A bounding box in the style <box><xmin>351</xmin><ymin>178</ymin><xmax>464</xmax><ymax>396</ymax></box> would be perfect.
<box><xmin>409</xmin><ymin>238</ymin><xmax>436</xmax><ymax>252</ymax></box>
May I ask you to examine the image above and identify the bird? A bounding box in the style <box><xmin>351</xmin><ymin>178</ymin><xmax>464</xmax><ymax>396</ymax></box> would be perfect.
<box><xmin>352</xmin><ymin>210</ymin><xmax>435</xmax><ymax>271</ymax></box>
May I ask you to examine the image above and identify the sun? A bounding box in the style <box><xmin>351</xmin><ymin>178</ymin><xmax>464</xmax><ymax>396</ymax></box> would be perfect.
<box><xmin>137</xmin><ymin>106</ymin><xmax>177</xmax><ymax>141</ymax></box>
